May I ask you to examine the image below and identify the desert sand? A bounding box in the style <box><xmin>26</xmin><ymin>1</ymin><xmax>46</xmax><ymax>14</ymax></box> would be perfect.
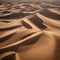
<box><xmin>0</xmin><ymin>1</ymin><xmax>60</xmax><ymax>60</ymax></box>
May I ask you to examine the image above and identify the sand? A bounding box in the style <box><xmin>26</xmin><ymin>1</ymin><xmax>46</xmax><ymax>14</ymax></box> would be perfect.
<box><xmin>0</xmin><ymin>1</ymin><xmax>60</xmax><ymax>60</ymax></box>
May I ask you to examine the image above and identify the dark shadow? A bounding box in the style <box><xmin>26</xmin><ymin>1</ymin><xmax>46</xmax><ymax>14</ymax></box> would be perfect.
<box><xmin>0</xmin><ymin>12</ymin><xmax>31</xmax><ymax>19</ymax></box>
<box><xmin>1</xmin><ymin>53</ymin><xmax>16</xmax><ymax>60</ymax></box>
<box><xmin>39</xmin><ymin>9</ymin><xmax>60</xmax><ymax>20</ymax></box>
<box><xmin>22</xmin><ymin>20</ymin><xmax>32</xmax><ymax>29</ymax></box>
<box><xmin>0</xmin><ymin>33</ymin><xmax>14</xmax><ymax>43</ymax></box>
<box><xmin>29</xmin><ymin>15</ymin><xmax>47</xmax><ymax>29</ymax></box>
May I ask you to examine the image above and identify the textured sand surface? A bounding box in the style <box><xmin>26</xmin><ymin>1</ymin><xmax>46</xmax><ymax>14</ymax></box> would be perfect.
<box><xmin>0</xmin><ymin>1</ymin><xmax>60</xmax><ymax>60</ymax></box>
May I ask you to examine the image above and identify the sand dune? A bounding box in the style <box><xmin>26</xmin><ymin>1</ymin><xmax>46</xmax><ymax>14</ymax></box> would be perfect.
<box><xmin>39</xmin><ymin>8</ymin><xmax>60</xmax><ymax>20</ymax></box>
<box><xmin>0</xmin><ymin>1</ymin><xmax>60</xmax><ymax>60</ymax></box>
<box><xmin>36</xmin><ymin>13</ymin><xmax>60</xmax><ymax>28</ymax></box>
<box><xmin>48</xmin><ymin>8</ymin><xmax>60</xmax><ymax>15</ymax></box>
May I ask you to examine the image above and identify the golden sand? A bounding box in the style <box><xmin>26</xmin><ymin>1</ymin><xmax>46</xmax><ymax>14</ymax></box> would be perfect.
<box><xmin>0</xmin><ymin>2</ymin><xmax>60</xmax><ymax>60</ymax></box>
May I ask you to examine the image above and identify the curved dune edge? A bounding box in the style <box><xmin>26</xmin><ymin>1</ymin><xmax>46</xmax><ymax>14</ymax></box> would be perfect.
<box><xmin>48</xmin><ymin>8</ymin><xmax>60</xmax><ymax>15</ymax></box>
<box><xmin>0</xmin><ymin>20</ymin><xmax>22</xmax><ymax>29</ymax></box>
<box><xmin>0</xmin><ymin>3</ymin><xmax>41</xmax><ymax>18</ymax></box>
<box><xmin>39</xmin><ymin>8</ymin><xmax>60</xmax><ymax>20</ymax></box>
<box><xmin>0</xmin><ymin>18</ymin><xmax>42</xmax><ymax>50</ymax></box>
<box><xmin>0</xmin><ymin>31</ymin><xmax>42</xmax><ymax>54</ymax></box>
<box><xmin>0</xmin><ymin>51</ymin><xmax>20</xmax><ymax>60</ymax></box>
<box><xmin>0</xmin><ymin>51</ymin><xmax>16</xmax><ymax>59</ymax></box>
<box><xmin>36</xmin><ymin>13</ymin><xmax>60</xmax><ymax>28</ymax></box>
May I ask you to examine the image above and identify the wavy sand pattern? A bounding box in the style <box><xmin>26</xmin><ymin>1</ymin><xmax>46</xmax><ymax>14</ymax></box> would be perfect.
<box><xmin>0</xmin><ymin>1</ymin><xmax>60</xmax><ymax>60</ymax></box>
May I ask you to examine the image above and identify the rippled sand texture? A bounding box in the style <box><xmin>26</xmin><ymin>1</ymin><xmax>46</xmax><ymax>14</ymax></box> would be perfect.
<box><xmin>0</xmin><ymin>1</ymin><xmax>60</xmax><ymax>60</ymax></box>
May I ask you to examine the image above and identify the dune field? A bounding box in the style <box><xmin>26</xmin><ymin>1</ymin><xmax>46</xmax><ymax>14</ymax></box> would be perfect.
<box><xmin>0</xmin><ymin>1</ymin><xmax>60</xmax><ymax>60</ymax></box>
